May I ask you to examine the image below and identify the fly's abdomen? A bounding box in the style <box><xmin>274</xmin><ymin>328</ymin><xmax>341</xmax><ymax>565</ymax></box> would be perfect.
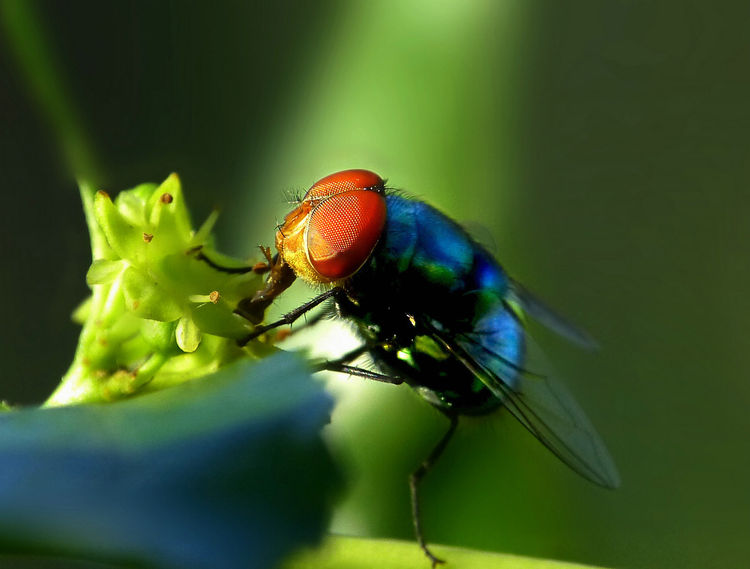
<box><xmin>459</xmin><ymin>300</ymin><xmax>526</xmax><ymax>391</ymax></box>
<box><xmin>399</xmin><ymin>300</ymin><xmax>525</xmax><ymax>416</ymax></box>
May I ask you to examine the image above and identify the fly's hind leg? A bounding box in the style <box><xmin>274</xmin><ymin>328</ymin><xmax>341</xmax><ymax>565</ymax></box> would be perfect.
<box><xmin>410</xmin><ymin>411</ymin><xmax>459</xmax><ymax>567</ymax></box>
<box><xmin>321</xmin><ymin>343</ymin><xmax>454</xmax><ymax>566</ymax></box>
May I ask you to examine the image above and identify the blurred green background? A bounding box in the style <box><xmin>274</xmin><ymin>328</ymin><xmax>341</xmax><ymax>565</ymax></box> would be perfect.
<box><xmin>1</xmin><ymin>1</ymin><xmax>748</xmax><ymax>568</ymax></box>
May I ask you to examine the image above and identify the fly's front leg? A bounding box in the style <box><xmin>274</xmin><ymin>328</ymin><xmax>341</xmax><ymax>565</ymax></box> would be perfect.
<box><xmin>190</xmin><ymin>244</ymin><xmax>273</xmax><ymax>274</ymax></box>
<box><xmin>238</xmin><ymin>287</ymin><xmax>344</xmax><ymax>346</ymax></box>
<box><xmin>235</xmin><ymin>254</ymin><xmax>297</xmax><ymax>324</ymax></box>
<box><xmin>410</xmin><ymin>412</ymin><xmax>458</xmax><ymax>567</ymax></box>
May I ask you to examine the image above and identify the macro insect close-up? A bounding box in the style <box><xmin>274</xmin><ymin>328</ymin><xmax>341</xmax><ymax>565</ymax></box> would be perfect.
<box><xmin>2</xmin><ymin>3</ymin><xmax>746</xmax><ymax>569</ymax></box>
<box><xmin>241</xmin><ymin>169</ymin><xmax>621</xmax><ymax>566</ymax></box>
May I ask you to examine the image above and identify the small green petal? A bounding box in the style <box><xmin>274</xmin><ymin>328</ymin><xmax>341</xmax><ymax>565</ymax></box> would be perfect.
<box><xmin>71</xmin><ymin>296</ymin><xmax>92</xmax><ymax>324</ymax></box>
<box><xmin>191</xmin><ymin>302</ymin><xmax>252</xmax><ymax>339</ymax></box>
<box><xmin>114</xmin><ymin>185</ymin><xmax>154</xmax><ymax>226</ymax></box>
<box><xmin>191</xmin><ymin>209</ymin><xmax>220</xmax><ymax>247</ymax></box>
<box><xmin>141</xmin><ymin>319</ymin><xmax>178</xmax><ymax>353</ymax></box>
<box><xmin>94</xmin><ymin>191</ymin><xmax>146</xmax><ymax>264</ymax></box>
<box><xmin>127</xmin><ymin>182</ymin><xmax>159</xmax><ymax>202</ymax></box>
<box><xmin>122</xmin><ymin>266</ymin><xmax>183</xmax><ymax>321</ymax></box>
<box><xmin>86</xmin><ymin>259</ymin><xmax>125</xmax><ymax>285</ymax></box>
<box><xmin>148</xmin><ymin>173</ymin><xmax>192</xmax><ymax>243</ymax></box>
<box><xmin>176</xmin><ymin>315</ymin><xmax>202</xmax><ymax>353</ymax></box>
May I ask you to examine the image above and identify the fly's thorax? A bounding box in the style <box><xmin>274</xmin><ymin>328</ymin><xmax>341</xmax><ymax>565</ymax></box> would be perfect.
<box><xmin>336</xmin><ymin>282</ymin><xmax>417</xmax><ymax>346</ymax></box>
<box><xmin>373</xmin><ymin>195</ymin><xmax>510</xmax><ymax>316</ymax></box>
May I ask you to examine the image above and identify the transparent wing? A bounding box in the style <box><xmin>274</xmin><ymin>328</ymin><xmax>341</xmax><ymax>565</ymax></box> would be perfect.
<box><xmin>427</xmin><ymin>322</ymin><xmax>620</xmax><ymax>489</ymax></box>
<box><xmin>508</xmin><ymin>281</ymin><xmax>599</xmax><ymax>350</ymax></box>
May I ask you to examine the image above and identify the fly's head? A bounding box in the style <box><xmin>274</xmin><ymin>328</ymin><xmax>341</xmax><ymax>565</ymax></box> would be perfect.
<box><xmin>276</xmin><ymin>169</ymin><xmax>387</xmax><ymax>286</ymax></box>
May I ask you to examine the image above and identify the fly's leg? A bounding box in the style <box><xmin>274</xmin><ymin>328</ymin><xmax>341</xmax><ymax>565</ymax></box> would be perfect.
<box><xmin>327</xmin><ymin>365</ymin><xmax>403</xmax><ymax>384</ymax></box>
<box><xmin>292</xmin><ymin>309</ymin><xmax>328</xmax><ymax>331</ymax></box>
<box><xmin>316</xmin><ymin>345</ymin><xmax>404</xmax><ymax>385</ymax></box>
<box><xmin>264</xmin><ymin>308</ymin><xmax>330</xmax><ymax>342</ymax></box>
<box><xmin>238</xmin><ymin>287</ymin><xmax>344</xmax><ymax>346</ymax></box>
<box><xmin>190</xmin><ymin>244</ymin><xmax>274</xmax><ymax>274</ymax></box>
<box><xmin>317</xmin><ymin>345</ymin><xmax>402</xmax><ymax>383</ymax></box>
<box><xmin>411</xmin><ymin>412</ymin><xmax>459</xmax><ymax>568</ymax></box>
<box><xmin>236</xmin><ymin>255</ymin><xmax>297</xmax><ymax>324</ymax></box>
<box><xmin>320</xmin><ymin>344</ymin><xmax>452</xmax><ymax>566</ymax></box>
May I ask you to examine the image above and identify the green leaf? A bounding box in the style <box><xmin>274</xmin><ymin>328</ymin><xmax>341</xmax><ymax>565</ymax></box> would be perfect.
<box><xmin>0</xmin><ymin>354</ymin><xmax>338</xmax><ymax>569</ymax></box>
<box><xmin>283</xmin><ymin>536</ymin><xmax>609</xmax><ymax>569</ymax></box>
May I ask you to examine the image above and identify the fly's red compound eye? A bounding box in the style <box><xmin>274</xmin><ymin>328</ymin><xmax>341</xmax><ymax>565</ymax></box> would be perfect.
<box><xmin>305</xmin><ymin>189</ymin><xmax>387</xmax><ymax>280</ymax></box>
<box><xmin>304</xmin><ymin>169</ymin><xmax>385</xmax><ymax>202</ymax></box>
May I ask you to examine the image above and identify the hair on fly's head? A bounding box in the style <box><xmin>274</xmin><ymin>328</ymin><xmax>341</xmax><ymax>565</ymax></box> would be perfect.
<box><xmin>282</xmin><ymin>187</ymin><xmax>304</xmax><ymax>205</ymax></box>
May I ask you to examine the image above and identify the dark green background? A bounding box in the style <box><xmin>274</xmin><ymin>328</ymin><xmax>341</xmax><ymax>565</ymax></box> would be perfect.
<box><xmin>1</xmin><ymin>1</ymin><xmax>748</xmax><ymax>568</ymax></box>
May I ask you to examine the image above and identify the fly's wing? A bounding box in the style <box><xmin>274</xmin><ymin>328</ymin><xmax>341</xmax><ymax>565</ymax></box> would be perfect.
<box><xmin>426</xmin><ymin>322</ymin><xmax>620</xmax><ymax>489</ymax></box>
<box><xmin>508</xmin><ymin>281</ymin><xmax>599</xmax><ymax>350</ymax></box>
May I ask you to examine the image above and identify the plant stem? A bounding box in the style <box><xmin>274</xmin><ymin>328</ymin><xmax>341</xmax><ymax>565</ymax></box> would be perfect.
<box><xmin>0</xmin><ymin>0</ymin><xmax>101</xmax><ymax>186</ymax></box>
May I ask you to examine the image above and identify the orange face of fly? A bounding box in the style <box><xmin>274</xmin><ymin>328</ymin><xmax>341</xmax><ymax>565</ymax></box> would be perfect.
<box><xmin>276</xmin><ymin>169</ymin><xmax>387</xmax><ymax>285</ymax></box>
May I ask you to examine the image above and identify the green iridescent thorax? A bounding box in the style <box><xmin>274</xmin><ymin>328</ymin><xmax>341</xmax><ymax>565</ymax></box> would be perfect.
<box><xmin>340</xmin><ymin>194</ymin><xmax>523</xmax><ymax>414</ymax></box>
<box><xmin>351</xmin><ymin>195</ymin><xmax>509</xmax><ymax>318</ymax></box>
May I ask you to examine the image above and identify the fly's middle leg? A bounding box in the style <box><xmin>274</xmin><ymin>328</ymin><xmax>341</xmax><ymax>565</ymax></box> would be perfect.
<box><xmin>316</xmin><ymin>345</ymin><xmax>404</xmax><ymax>385</ymax></box>
<box><xmin>410</xmin><ymin>411</ymin><xmax>459</xmax><ymax>568</ymax></box>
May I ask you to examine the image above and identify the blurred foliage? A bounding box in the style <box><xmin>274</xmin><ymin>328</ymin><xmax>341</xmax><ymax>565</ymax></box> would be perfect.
<box><xmin>283</xmin><ymin>536</ymin><xmax>607</xmax><ymax>569</ymax></box>
<box><xmin>1</xmin><ymin>1</ymin><xmax>749</xmax><ymax>568</ymax></box>
<box><xmin>0</xmin><ymin>354</ymin><xmax>337</xmax><ymax>568</ymax></box>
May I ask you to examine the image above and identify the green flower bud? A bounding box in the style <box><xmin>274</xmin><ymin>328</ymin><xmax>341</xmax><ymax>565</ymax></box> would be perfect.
<box><xmin>46</xmin><ymin>175</ymin><xmax>273</xmax><ymax>406</ymax></box>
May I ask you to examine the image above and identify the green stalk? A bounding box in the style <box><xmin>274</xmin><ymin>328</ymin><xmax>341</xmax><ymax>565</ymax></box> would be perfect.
<box><xmin>0</xmin><ymin>0</ymin><xmax>101</xmax><ymax>186</ymax></box>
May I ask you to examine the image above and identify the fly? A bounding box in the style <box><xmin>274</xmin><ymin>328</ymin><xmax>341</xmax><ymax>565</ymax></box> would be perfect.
<box><xmin>238</xmin><ymin>169</ymin><xmax>620</xmax><ymax>566</ymax></box>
